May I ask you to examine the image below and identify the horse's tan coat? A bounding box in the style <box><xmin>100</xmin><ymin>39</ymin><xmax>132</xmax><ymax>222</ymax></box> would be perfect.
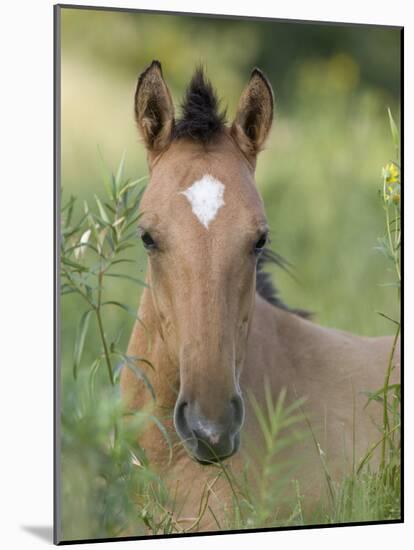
<box><xmin>121</xmin><ymin>64</ymin><xmax>400</xmax><ymax>532</ymax></box>
<box><xmin>122</xmin><ymin>287</ymin><xmax>399</xmax><ymax>530</ymax></box>
<box><xmin>121</xmin><ymin>135</ymin><xmax>399</xmax><ymax>530</ymax></box>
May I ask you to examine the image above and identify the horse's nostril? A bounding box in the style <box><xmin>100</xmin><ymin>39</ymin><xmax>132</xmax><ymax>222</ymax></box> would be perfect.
<box><xmin>231</xmin><ymin>394</ymin><xmax>245</xmax><ymax>428</ymax></box>
<box><xmin>174</xmin><ymin>399</ymin><xmax>191</xmax><ymax>438</ymax></box>
<box><xmin>177</xmin><ymin>400</ymin><xmax>187</xmax><ymax>416</ymax></box>
<box><xmin>177</xmin><ymin>400</ymin><xmax>187</xmax><ymax>420</ymax></box>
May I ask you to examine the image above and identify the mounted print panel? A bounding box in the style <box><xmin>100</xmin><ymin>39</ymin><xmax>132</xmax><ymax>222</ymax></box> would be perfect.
<box><xmin>55</xmin><ymin>4</ymin><xmax>402</xmax><ymax>544</ymax></box>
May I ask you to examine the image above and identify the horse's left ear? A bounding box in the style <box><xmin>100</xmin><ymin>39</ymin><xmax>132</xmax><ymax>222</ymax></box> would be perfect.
<box><xmin>134</xmin><ymin>60</ymin><xmax>175</xmax><ymax>157</ymax></box>
<box><xmin>230</xmin><ymin>68</ymin><xmax>274</xmax><ymax>161</ymax></box>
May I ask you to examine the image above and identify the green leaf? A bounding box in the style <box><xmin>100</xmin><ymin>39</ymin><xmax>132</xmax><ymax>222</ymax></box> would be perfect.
<box><xmin>102</xmin><ymin>300</ymin><xmax>138</xmax><ymax>319</ymax></box>
<box><xmin>119</xmin><ymin>229</ymin><xmax>139</xmax><ymax>243</ymax></box>
<box><xmin>61</xmin><ymin>256</ymin><xmax>89</xmax><ymax>272</ymax></box>
<box><xmin>363</xmin><ymin>384</ymin><xmax>400</xmax><ymax>409</ymax></box>
<box><xmin>70</xmin><ymin>272</ymin><xmax>101</xmax><ymax>292</ymax></box>
<box><xmin>110</xmin><ymin>225</ymin><xmax>119</xmax><ymax>248</ymax></box>
<box><xmin>115</xmin><ymin>150</ymin><xmax>126</xmax><ymax>192</ymax></box>
<box><xmin>111</xmin><ymin>216</ymin><xmax>125</xmax><ymax>229</ymax></box>
<box><xmin>88</xmin><ymin>357</ymin><xmax>102</xmax><ymax>400</ymax></box>
<box><xmin>61</xmin><ymin>285</ymin><xmax>76</xmax><ymax>296</ymax></box>
<box><xmin>103</xmin><ymin>202</ymin><xmax>116</xmax><ymax>215</ymax></box>
<box><xmin>84</xmin><ymin>201</ymin><xmax>102</xmax><ymax>245</ymax></box>
<box><xmin>115</xmin><ymin>242</ymin><xmax>136</xmax><ymax>253</ymax></box>
<box><xmin>73</xmin><ymin>309</ymin><xmax>93</xmax><ymax>380</ymax></box>
<box><xmin>66</xmin><ymin>241</ymin><xmax>100</xmax><ymax>256</ymax></box>
<box><xmin>118</xmin><ymin>353</ymin><xmax>154</xmax><ymax>371</ymax></box>
<box><xmin>105</xmin><ymin>272</ymin><xmax>148</xmax><ymax>286</ymax></box>
<box><xmin>97</xmin><ymin>145</ymin><xmax>115</xmax><ymax>199</ymax></box>
<box><xmin>95</xmin><ymin>194</ymin><xmax>110</xmax><ymax>224</ymax></box>
<box><xmin>109</xmin><ymin>258</ymin><xmax>136</xmax><ymax>266</ymax></box>
<box><xmin>119</xmin><ymin>176</ymin><xmax>147</xmax><ymax>197</ymax></box>
<box><xmin>62</xmin><ymin>195</ymin><xmax>76</xmax><ymax>228</ymax></box>
<box><xmin>249</xmin><ymin>392</ymin><xmax>272</xmax><ymax>450</ymax></box>
<box><xmin>119</xmin><ymin>353</ymin><xmax>155</xmax><ymax>400</ymax></box>
<box><xmin>376</xmin><ymin>311</ymin><xmax>400</xmax><ymax>325</ymax></box>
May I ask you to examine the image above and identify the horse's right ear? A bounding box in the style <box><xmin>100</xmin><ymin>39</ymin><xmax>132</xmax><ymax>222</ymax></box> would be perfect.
<box><xmin>230</xmin><ymin>68</ymin><xmax>274</xmax><ymax>162</ymax></box>
<box><xmin>134</xmin><ymin>60</ymin><xmax>175</xmax><ymax>156</ymax></box>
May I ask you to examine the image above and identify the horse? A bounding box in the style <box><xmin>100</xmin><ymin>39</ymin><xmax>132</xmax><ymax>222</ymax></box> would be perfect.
<box><xmin>120</xmin><ymin>60</ymin><xmax>400</xmax><ymax>532</ymax></box>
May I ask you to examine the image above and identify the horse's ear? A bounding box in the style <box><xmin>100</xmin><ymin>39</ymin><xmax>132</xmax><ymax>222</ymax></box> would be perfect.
<box><xmin>230</xmin><ymin>68</ymin><xmax>274</xmax><ymax>161</ymax></box>
<box><xmin>134</xmin><ymin>60</ymin><xmax>174</xmax><ymax>155</ymax></box>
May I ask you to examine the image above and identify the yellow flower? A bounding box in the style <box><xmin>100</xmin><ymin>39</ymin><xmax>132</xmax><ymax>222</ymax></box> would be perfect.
<box><xmin>384</xmin><ymin>162</ymin><xmax>399</xmax><ymax>184</ymax></box>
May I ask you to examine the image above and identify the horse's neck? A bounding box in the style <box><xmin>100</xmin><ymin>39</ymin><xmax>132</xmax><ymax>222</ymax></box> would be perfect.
<box><xmin>244</xmin><ymin>293</ymin><xmax>392</xmax><ymax>401</ymax></box>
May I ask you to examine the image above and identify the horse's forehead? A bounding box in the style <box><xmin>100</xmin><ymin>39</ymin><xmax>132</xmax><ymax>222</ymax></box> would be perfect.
<box><xmin>144</xmin><ymin>144</ymin><xmax>263</xmax><ymax>225</ymax></box>
<box><xmin>179</xmin><ymin>174</ymin><xmax>226</xmax><ymax>230</ymax></box>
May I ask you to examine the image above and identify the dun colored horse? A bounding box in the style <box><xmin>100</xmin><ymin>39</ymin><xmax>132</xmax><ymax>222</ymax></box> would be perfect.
<box><xmin>120</xmin><ymin>61</ymin><xmax>400</xmax><ymax>531</ymax></box>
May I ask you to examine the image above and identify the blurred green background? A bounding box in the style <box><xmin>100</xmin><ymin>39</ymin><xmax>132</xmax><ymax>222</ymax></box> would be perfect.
<box><xmin>59</xmin><ymin>7</ymin><xmax>401</xmax><ymax>539</ymax></box>
<box><xmin>61</xmin><ymin>7</ymin><xmax>401</xmax><ymax>341</ymax></box>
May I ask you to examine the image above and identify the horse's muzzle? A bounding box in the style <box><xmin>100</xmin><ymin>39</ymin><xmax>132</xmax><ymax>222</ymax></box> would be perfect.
<box><xmin>173</xmin><ymin>394</ymin><xmax>244</xmax><ymax>463</ymax></box>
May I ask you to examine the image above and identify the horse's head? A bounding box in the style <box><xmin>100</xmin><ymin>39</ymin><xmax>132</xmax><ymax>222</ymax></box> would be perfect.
<box><xmin>135</xmin><ymin>61</ymin><xmax>273</xmax><ymax>463</ymax></box>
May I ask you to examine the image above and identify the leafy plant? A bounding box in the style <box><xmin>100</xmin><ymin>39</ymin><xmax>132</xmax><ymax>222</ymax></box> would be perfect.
<box><xmin>243</xmin><ymin>387</ymin><xmax>307</xmax><ymax>528</ymax></box>
<box><xmin>372</xmin><ymin>108</ymin><xmax>401</xmax><ymax>474</ymax></box>
<box><xmin>60</xmin><ymin>156</ymin><xmax>176</xmax><ymax>540</ymax></box>
<box><xmin>319</xmin><ymin>109</ymin><xmax>402</xmax><ymax>525</ymax></box>
<box><xmin>61</xmin><ymin>153</ymin><xmax>147</xmax><ymax>387</ymax></box>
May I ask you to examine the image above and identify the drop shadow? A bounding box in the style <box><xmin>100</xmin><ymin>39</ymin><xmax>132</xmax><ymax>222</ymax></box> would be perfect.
<box><xmin>21</xmin><ymin>525</ymin><xmax>53</xmax><ymax>543</ymax></box>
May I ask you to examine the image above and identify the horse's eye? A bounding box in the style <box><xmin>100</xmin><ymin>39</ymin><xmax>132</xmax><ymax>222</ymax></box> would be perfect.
<box><xmin>254</xmin><ymin>233</ymin><xmax>268</xmax><ymax>253</ymax></box>
<box><xmin>141</xmin><ymin>231</ymin><xmax>156</xmax><ymax>250</ymax></box>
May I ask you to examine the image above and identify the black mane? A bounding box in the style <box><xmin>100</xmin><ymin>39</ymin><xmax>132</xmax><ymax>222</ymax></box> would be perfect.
<box><xmin>256</xmin><ymin>249</ymin><xmax>311</xmax><ymax>319</ymax></box>
<box><xmin>173</xmin><ymin>68</ymin><xmax>226</xmax><ymax>143</ymax></box>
